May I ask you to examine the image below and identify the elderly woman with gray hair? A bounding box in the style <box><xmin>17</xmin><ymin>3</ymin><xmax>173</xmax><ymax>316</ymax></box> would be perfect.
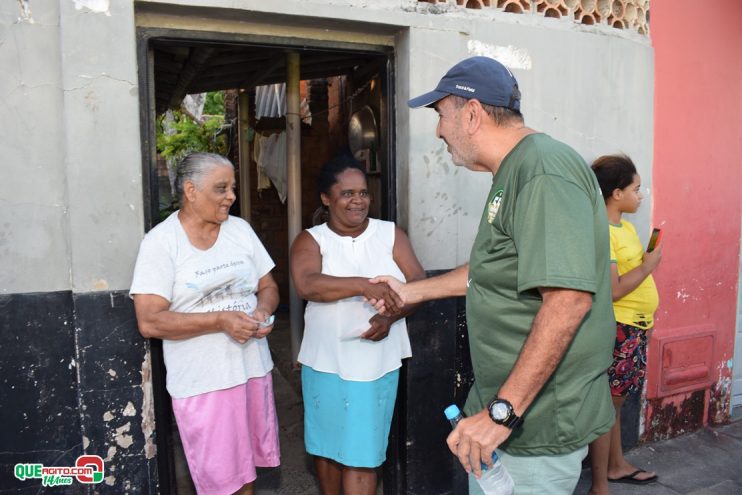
<box><xmin>130</xmin><ymin>152</ymin><xmax>280</xmax><ymax>495</ymax></box>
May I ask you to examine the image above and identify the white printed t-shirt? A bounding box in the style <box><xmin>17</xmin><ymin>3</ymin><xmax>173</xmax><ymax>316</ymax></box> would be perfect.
<box><xmin>130</xmin><ymin>212</ymin><xmax>275</xmax><ymax>399</ymax></box>
<box><xmin>297</xmin><ymin>218</ymin><xmax>411</xmax><ymax>382</ymax></box>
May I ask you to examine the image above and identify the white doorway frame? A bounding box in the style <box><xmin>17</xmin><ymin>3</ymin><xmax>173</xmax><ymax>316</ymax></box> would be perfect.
<box><xmin>733</xmin><ymin>234</ymin><xmax>742</xmax><ymax>417</ymax></box>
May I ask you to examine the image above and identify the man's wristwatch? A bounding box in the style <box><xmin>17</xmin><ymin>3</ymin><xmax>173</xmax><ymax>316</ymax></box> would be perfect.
<box><xmin>487</xmin><ymin>397</ymin><xmax>523</xmax><ymax>429</ymax></box>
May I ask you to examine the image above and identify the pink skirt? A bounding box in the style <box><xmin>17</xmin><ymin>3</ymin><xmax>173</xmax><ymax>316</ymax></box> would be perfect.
<box><xmin>171</xmin><ymin>373</ymin><xmax>280</xmax><ymax>495</ymax></box>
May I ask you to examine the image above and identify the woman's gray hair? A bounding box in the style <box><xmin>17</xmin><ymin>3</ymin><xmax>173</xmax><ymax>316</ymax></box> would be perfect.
<box><xmin>174</xmin><ymin>152</ymin><xmax>234</xmax><ymax>199</ymax></box>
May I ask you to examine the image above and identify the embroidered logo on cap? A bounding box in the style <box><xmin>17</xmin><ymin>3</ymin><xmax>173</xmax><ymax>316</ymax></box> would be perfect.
<box><xmin>455</xmin><ymin>84</ymin><xmax>476</xmax><ymax>93</ymax></box>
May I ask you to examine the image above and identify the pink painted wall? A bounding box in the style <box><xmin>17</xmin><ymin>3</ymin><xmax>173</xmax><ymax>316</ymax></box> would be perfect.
<box><xmin>645</xmin><ymin>0</ymin><xmax>742</xmax><ymax>440</ymax></box>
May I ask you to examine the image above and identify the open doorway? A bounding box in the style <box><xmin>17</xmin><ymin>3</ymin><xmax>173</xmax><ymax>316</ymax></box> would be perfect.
<box><xmin>137</xmin><ymin>28</ymin><xmax>396</xmax><ymax>494</ymax></box>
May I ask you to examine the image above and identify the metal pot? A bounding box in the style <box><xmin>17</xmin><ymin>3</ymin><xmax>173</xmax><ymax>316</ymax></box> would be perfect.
<box><xmin>348</xmin><ymin>105</ymin><xmax>378</xmax><ymax>155</ymax></box>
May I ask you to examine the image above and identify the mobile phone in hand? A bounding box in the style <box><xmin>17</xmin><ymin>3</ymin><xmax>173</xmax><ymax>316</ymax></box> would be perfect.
<box><xmin>647</xmin><ymin>228</ymin><xmax>662</xmax><ymax>252</ymax></box>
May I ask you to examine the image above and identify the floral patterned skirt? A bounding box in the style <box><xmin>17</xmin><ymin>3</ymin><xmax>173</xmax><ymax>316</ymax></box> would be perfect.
<box><xmin>607</xmin><ymin>321</ymin><xmax>650</xmax><ymax>397</ymax></box>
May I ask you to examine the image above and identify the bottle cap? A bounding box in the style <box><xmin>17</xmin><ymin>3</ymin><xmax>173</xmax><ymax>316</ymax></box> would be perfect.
<box><xmin>444</xmin><ymin>404</ymin><xmax>461</xmax><ymax>420</ymax></box>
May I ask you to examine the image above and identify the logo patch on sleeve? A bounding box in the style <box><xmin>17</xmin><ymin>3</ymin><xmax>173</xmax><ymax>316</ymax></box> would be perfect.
<box><xmin>487</xmin><ymin>189</ymin><xmax>504</xmax><ymax>224</ymax></box>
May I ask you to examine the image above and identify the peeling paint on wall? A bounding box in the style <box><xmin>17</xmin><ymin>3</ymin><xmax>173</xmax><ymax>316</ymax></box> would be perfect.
<box><xmin>467</xmin><ymin>40</ymin><xmax>532</xmax><ymax>70</ymax></box>
<box><xmin>644</xmin><ymin>390</ymin><xmax>706</xmax><ymax>442</ymax></box>
<box><xmin>140</xmin><ymin>352</ymin><xmax>157</xmax><ymax>459</ymax></box>
<box><xmin>16</xmin><ymin>0</ymin><xmax>33</xmax><ymax>24</ymax></box>
<box><xmin>123</xmin><ymin>401</ymin><xmax>136</xmax><ymax>417</ymax></box>
<box><xmin>73</xmin><ymin>0</ymin><xmax>111</xmax><ymax>16</ymax></box>
<box><xmin>104</xmin><ymin>445</ymin><xmax>117</xmax><ymax>462</ymax></box>
<box><xmin>675</xmin><ymin>289</ymin><xmax>690</xmax><ymax>302</ymax></box>
<box><xmin>114</xmin><ymin>422</ymin><xmax>133</xmax><ymax>448</ymax></box>
<box><xmin>708</xmin><ymin>362</ymin><xmax>733</xmax><ymax>424</ymax></box>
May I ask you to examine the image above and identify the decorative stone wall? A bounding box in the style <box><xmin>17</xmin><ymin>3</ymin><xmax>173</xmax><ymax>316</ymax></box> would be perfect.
<box><xmin>418</xmin><ymin>0</ymin><xmax>650</xmax><ymax>34</ymax></box>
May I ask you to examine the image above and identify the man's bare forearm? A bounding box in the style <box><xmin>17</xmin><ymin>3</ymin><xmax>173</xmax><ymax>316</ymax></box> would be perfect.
<box><xmin>495</xmin><ymin>288</ymin><xmax>592</xmax><ymax>416</ymax></box>
<box><xmin>405</xmin><ymin>263</ymin><xmax>469</xmax><ymax>303</ymax></box>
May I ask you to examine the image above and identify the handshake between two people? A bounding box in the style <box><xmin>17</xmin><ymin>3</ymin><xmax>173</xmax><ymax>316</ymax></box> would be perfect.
<box><xmin>356</xmin><ymin>275</ymin><xmax>411</xmax><ymax>342</ymax></box>
<box><xmin>363</xmin><ymin>275</ymin><xmax>411</xmax><ymax>317</ymax></box>
<box><xmin>359</xmin><ymin>273</ymin><xmax>431</xmax><ymax>341</ymax></box>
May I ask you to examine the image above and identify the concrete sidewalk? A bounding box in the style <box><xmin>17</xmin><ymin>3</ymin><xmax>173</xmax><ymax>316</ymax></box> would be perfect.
<box><xmin>251</xmin><ymin>372</ymin><xmax>742</xmax><ymax>495</ymax></box>
<box><xmin>259</xmin><ymin>357</ymin><xmax>742</xmax><ymax>495</ymax></box>
<box><xmin>573</xmin><ymin>419</ymin><xmax>742</xmax><ymax>495</ymax></box>
<box><xmin>245</xmin><ymin>322</ymin><xmax>742</xmax><ymax>495</ymax></box>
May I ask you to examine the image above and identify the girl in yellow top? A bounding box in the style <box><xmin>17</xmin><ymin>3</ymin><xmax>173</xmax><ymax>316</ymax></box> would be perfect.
<box><xmin>587</xmin><ymin>154</ymin><xmax>662</xmax><ymax>494</ymax></box>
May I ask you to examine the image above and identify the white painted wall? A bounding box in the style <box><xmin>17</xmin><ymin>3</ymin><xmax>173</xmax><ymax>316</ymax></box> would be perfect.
<box><xmin>399</xmin><ymin>11</ymin><xmax>654</xmax><ymax>268</ymax></box>
<box><xmin>59</xmin><ymin>0</ymin><xmax>144</xmax><ymax>292</ymax></box>
<box><xmin>0</xmin><ymin>1</ymin><xmax>70</xmax><ymax>294</ymax></box>
<box><xmin>0</xmin><ymin>0</ymin><xmax>653</xmax><ymax>292</ymax></box>
<box><xmin>0</xmin><ymin>0</ymin><xmax>144</xmax><ymax>294</ymax></box>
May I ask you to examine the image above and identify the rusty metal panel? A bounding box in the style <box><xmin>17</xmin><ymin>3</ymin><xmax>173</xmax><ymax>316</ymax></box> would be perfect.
<box><xmin>647</xmin><ymin>325</ymin><xmax>716</xmax><ymax>399</ymax></box>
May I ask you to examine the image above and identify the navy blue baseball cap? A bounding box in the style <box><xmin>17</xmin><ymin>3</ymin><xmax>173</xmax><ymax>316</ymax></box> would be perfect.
<box><xmin>408</xmin><ymin>56</ymin><xmax>521</xmax><ymax>110</ymax></box>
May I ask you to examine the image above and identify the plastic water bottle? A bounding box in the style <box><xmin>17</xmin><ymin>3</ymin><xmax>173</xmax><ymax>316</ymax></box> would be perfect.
<box><xmin>444</xmin><ymin>404</ymin><xmax>514</xmax><ymax>495</ymax></box>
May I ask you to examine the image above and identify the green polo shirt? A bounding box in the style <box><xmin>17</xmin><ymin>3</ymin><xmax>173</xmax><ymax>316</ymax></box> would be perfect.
<box><xmin>464</xmin><ymin>133</ymin><xmax>615</xmax><ymax>455</ymax></box>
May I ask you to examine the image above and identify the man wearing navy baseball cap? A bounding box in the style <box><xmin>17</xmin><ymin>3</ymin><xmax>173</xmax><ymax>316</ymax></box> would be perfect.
<box><xmin>407</xmin><ymin>55</ymin><xmax>522</xmax><ymax>111</ymax></box>
<box><xmin>373</xmin><ymin>56</ymin><xmax>615</xmax><ymax>494</ymax></box>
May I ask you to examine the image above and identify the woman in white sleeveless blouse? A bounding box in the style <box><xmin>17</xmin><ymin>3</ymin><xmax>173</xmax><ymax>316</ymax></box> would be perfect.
<box><xmin>291</xmin><ymin>153</ymin><xmax>425</xmax><ymax>495</ymax></box>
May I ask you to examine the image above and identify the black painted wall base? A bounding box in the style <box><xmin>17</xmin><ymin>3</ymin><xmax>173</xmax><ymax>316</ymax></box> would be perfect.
<box><xmin>387</xmin><ymin>269</ymin><xmax>475</xmax><ymax>494</ymax></box>
<box><xmin>1</xmin><ymin>286</ymin><xmax>642</xmax><ymax>495</ymax></box>
<box><xmin>0</xmin><ymin>291</ymin><xmax>158</xmax><ymax>494</ymax></box>
<box><xmin>621</xmin><ymin>391</ymin><xmax>641</xmax><ymax>451</ymax></box>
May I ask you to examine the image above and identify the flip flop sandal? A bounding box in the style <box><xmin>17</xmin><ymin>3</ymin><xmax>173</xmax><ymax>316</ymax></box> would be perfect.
<box><xmin>608</xmin><ymin>469</ymin><xmax>658</xmax><ymax>485</ymax></box>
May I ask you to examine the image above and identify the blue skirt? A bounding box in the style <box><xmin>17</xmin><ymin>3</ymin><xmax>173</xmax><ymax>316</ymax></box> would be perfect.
<box><xmin>301</xmin><ymin>365</ymin><xmax>400</xmax><ymax>468</ymax></box>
